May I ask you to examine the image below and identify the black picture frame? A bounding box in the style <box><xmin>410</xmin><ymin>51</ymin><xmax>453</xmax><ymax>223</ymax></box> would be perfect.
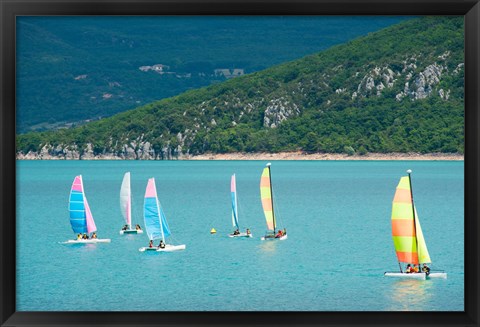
<box><xmin>1</xmin><ymin>0</ymin><xmax>478</xmax><ymax>326</ymax></box>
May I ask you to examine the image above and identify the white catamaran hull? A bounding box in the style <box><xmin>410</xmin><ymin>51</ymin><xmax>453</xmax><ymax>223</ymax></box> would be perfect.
<box><xmin>119</xmin><ymin>229</ymin><xmax>144</xmax><ymax>235</ymax></box>
<box><xmin>139</xmin><ymin>247</ymin><xmax>159</xmax><ymax>252</ymax></box>
<box><xmin>228</xmin><ymin>233</ymin><xmax>253</xmax><ymax>238</ymax></box>
<box><xmin>261</xmin><ymin>234</ymin><xmax>288</xmax><ymax>241</ymax></box>
<box><xmin>384</xmin><ymin>272</ymin><xmax>427</xmax><ymax>279</ymax></box>
<box><xmin>427</xmin><ymin>272</ymin><xmax>447</xmax><ymax>279</ymax></box>
<box><xmin>384</xmin><ymin>272</ymin><xmax>447</xmax><ymax>279</ymax></box>
<box><xmin>139</xmin><ymin>244</ymin><xmax>186</xmax><ymax>252</ymax></box>
<box><xmin>60</xmin><ymin>238</ymin><xmax>111</xmax><ymax>244</ymax></box>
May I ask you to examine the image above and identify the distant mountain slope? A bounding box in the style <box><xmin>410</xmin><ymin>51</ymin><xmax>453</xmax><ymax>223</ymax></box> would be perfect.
<box><xmin>16</xmin><ymin>16</ymin><xmax>410</xmax><ymax>132</ymax></box>
<box><xmin>16</xmin><ymin>16</ymin><xmax>464</xmax><ymax>159</ymax></box>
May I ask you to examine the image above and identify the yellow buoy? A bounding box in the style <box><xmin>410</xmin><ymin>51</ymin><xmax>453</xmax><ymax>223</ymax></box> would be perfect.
<box><xmin>210</xmin><ymin>228</ymin><xmax>217</xmax><ymax>234</ymax></box>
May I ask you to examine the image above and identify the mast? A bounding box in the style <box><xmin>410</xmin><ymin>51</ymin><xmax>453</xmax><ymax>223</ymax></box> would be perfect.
<box><xmin>407</xmin><ymin>169</ymin><xmax>420</xmax><ymax>265</ymax></box>
<box><xmin>267</xmin><ymin>163</ymin><xmax>276</xmax><ymax>233</ymax></box>
<box><xmin>127</xmin><ymin>173</ymin><xmax>131</xmax><ymax>229</ymax></box>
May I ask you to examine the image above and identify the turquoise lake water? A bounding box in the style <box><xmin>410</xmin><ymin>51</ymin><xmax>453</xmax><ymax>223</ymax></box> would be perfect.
<box><xmin>16</xmin><ymin>160</ymin><xmax>464</xmax><ymax>311</ymax></box>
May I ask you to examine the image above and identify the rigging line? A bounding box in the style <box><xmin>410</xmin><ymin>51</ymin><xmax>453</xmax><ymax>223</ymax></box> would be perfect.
<box><xmin>267</xmin><ymin>164</ymin><xmax>276</xmax><ymax>233</ymax></box>
<box><xmin>269</xmin><ymin>186</ymin><xmax>285</xmax><ymax>230</ymax></box>
<box><xmin>407</xmin><ymin>170</ymin><xmax>420</xmax><ymax>264</ymax></box>
<box><xmin>236</xmin><ymin>191</ymin><xmax>250</xmax><ymax>230</ymax></box>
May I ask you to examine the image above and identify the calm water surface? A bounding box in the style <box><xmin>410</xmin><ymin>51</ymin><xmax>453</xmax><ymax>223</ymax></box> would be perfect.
<box><xmin>16</xmin><ymin>160</ymin><xmax>464</xmax><ymax>311</ymax></box>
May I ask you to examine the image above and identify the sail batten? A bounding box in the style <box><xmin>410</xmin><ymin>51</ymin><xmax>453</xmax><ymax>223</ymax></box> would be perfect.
<box><xmin>391</xmin><ymin>175</ymin><xmax>431</xmax><ymax>265</ymax></box>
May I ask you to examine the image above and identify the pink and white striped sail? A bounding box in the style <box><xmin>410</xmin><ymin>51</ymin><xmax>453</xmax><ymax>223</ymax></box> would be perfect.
<box><xmin>231</xmin><ymin>174</ymin><xmax>239</xmax><ymax>228</ymax></box>
<box><xmin>84</xmin><ymin>197</ymin><xmax>97</xmax><ymax>233</ymax></box>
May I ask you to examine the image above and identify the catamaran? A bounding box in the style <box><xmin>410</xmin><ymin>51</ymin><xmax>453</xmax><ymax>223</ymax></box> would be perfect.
<box><xmin>139</xmin><ymin>178</ymin><xmax>186</xmax><ymax>252</ymax></box>
<box><xmin>384</xmin><ymin>170</ymin><xmax>446</xmax><ymax>279</ymax></box>
<box><xmin>61</xmin><ymin>175</ymin><xmax>111</xmax><ymax>244</ymax></box>
<box><xmin>119</xmin><ymin>172</ymin><xmax>143</xmax><ymax>235</ymax></box>
<box><xmin>260</xmin><ymin>163</ymin><xmax>287</xmax><ymax>241</ymax></box>
<box><xmin>228</xmin><ymin>174</ymin><xmax>252</xmax><ymax>238</ymax></box>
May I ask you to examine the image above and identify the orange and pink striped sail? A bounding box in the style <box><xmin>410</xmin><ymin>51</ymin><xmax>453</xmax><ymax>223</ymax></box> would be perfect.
<box><xmin>391</xmin><ymin>176</ymin><xmax>431</xmax><ymax>265</ymax></box>
<box><xmin>260</xmin><ymin>166</ymin><xmax>275</xmax><ymax>231</ymax></box>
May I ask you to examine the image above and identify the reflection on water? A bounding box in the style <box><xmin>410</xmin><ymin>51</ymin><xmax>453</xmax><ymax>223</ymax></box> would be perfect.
<box><xmin>387</xmin><ymin>279</ymin><xmax>435</xmax><ymax>311</ymax></box>
<box><xmin>257</xmin><ymin>239</ymin><xmax>278</xmax><ymax>254</ymax></box>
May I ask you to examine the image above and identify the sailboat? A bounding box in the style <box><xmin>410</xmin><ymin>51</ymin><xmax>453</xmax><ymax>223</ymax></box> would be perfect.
<box><xmin>119</xmin><ymin>172</ymin><xmax>143</xmax><ymax>235</ymax></box>
<box><xmin>228</xmin><ymin>174</ymin><xmax>252</xmax><ymax>238</ymax></box>
<box><xmin>139</xmin><ymin>178</ymin><xmax>186</xmax><ymax>252</ymax></box>
<box><xmin>260</xmin><ymin>163</ymin><xmax>287</xmax><ymax>241</ymax></box>
<box><xmin>384</xmin><ymin>170</ymin><xmax>446</xmax><ymax>279</ymax></box>
<box><xmin>61</xmin><ymin>175</ymin><xmax>111</xmax><ymax>244</ymax></box>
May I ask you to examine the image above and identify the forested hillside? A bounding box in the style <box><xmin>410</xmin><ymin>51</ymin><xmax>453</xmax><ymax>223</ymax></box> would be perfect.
<box><xmin>17</xmin><ymin>16</ymin><xmax>464</xmax><ymax>159</ymax></box>
<box><xmin>17</xmin><ymin>16</ymin><xmax>407</xmax><ymax>133</ymax></box>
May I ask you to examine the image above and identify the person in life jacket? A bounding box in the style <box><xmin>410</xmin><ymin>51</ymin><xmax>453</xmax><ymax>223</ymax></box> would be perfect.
<box><xmin>158</xmin><ymin>240</ymin><xmax>166</xmax><ymax>249</ymax></box>
<box><xmin>149</xmin><ymin>240</ymin><xmax>154</xmax><ymax>248</ymax></box>
<box><xmin>275</xmin><ymin>230</ymin><xmax>284</xmax><ymax>238</ymax></box>
<box><xmin>405</xmin><ymin>264</ymin><xmax>413</xmax><ymax>273</ymax></box>
<box><xmin>422</xmin><ymin>263</ymin><xmax>431</xmax><ymax>275</ymax></box>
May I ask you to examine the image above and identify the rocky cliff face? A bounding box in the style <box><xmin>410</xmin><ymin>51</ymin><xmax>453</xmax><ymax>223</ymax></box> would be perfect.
<box><xmin>16</xmin><ymin>141</ymin><xmax>185</xmax><ymax>160</ymax></box>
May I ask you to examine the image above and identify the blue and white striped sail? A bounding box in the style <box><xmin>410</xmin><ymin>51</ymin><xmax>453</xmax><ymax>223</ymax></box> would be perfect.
<box><xmin>231</xmin><ymin>174</ymin><xmax>239</xmax><ymax>229</ymax></box>
<box><xmin>144</xmin><ymin>178</ymin><xmax>171</xmax><ymax>241</ymax></box>
<box><xmin>69</xmin><ymin>176</ymin><xmax>88</xmax><ymax>234</ymax></box>
<box><xmin>68</xmin><ymin>175</ymin><xmax>96</xmax><ymax>234</ymax></box>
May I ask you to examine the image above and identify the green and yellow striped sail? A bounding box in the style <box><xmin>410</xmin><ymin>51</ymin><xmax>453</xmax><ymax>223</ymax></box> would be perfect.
<box><xmin>260</xmin><ymin>167</ymin><xmax>275</xmax><ymax>231</ymax></box>
<box><xmin>391</xmin><ymin>176</ymin><xmax>431</xmax><ymax>264</ymax></box>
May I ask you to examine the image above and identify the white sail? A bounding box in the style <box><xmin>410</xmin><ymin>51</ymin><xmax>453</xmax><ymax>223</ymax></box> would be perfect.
<box><xmin>120</xmin><ymin>172</ymin><xmax>132</xmax><ymax>228</ymax></box>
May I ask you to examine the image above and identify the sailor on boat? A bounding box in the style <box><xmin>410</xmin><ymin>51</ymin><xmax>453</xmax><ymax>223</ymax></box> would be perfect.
<box><xmin>135</xmin><ymin>224</ymin><xmax>142</xmax><ymax>231</ymax></box>
<box><xmin>422</xmin><ymin>264</ymin><xmax>431</xmax><ymax>275</ymax></box>
<box><xmin>149</xmin><ymin>240</ymin><xmax>154</xmax><ymax>248</ymax></box>
<box><xmin>384</xmin><ymin>170</ymin><xmax>447</xmax><ymax>279</ymax></box>
<box><xmin>246</xmin><ymin>229</ymin><xmax>251</xmax><ymax>235</ymax></box>
<box><xmin>406</xmin><ymin>264</ymin><xmax>420</xmax><ymax>273</ymax></box>
<box><xmin>92</xmin><ymin>232</ymin><xmax>97</xmax><ymax>239</ymax></box>
<box><xmin>158</xmin><ymin>240</ymin><xmax>166</xmax><ymax>249</ymax></box>
<box><xmin>233</xmin><ymin>229</ymin><xmax>240</xmax><ymax>235</ymax></box>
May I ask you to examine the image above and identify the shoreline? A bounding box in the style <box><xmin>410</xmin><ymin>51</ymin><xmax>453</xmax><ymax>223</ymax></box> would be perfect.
<box><xmin>187</xmin><ymin>152</ymin><xmax>464</xmax><ymax>161</ymax></box>
<box><xmin>17</xmin><ymin>151</ymin><xmax>464</xmax><ymax>161</ymax></box>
